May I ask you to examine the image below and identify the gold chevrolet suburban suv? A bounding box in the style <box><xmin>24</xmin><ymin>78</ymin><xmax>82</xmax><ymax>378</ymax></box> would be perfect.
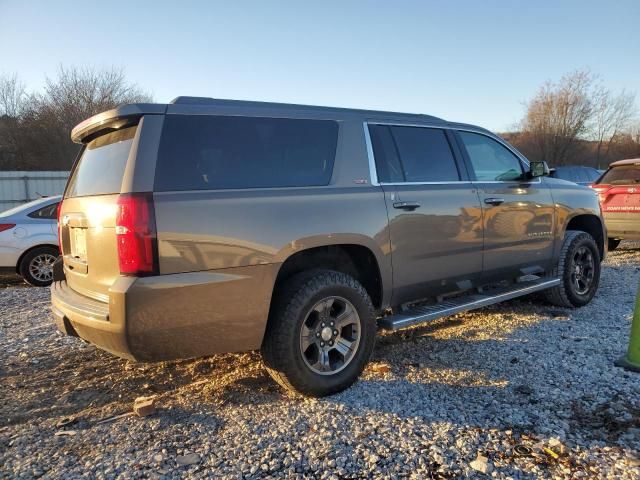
<box><xmin>52</xmin><ymin>97</ymin><xmax>606</xmax><ymax>397</ymax></box>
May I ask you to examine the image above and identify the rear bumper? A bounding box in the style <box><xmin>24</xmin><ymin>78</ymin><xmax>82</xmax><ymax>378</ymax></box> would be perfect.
<box><xmin>603</xmin><ymin>213</ymin><xmax>640</xmax><ymax>239</ymax></box>
<box><xmin>51</xmin><ymin>264</ymin><xmax>278</xmax><ymax>362</ymax></box>
<box><xmin>51</xmin><ymin>278</ymin><xmax>134</xmax><ymax>359</ymax></box>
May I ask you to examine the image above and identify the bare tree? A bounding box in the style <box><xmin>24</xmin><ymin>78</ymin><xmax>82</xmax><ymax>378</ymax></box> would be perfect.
<box><xmin>592</xmin><ymin>88</ymin><xmax>637</xmax><ymax>168</ymax></box>
<box><xmin>520</xmin><ymin>70</ymin><xmax>596</xmax><ymax>166</ymax></box>
<box><xmin>38</xmin><ymin>66</ymin><xmax>151</xmax><ymax>133</ymax></box>
<box><xmin>0</xmin><ymin>66</ymin><xmax>152</xmax><ymax>170</ymax></box>
<box><xmin>0</xmin><ymin>74</ymin><xmax>29</xmax><ymax>167</ymax></box>
<box><xmin>0</xmin><ymin>73</ymin><xmax>27</xmax><ymax>118</ymax></box>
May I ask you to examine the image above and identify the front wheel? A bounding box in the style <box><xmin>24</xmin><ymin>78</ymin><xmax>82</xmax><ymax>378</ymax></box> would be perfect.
<box><xmin>544</xmin><ymin>231</ymin><xmax>601</xmax><ymax>308</ymax></box>
<box><xmin>261</xmin><ymin>270</ymin><xmax>376</xmax><ymax>397</ymax></box>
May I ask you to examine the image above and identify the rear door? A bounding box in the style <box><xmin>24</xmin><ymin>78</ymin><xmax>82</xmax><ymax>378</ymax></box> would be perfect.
<box><xmin>368</xmin><ymin>124</ymin><xmax>483</xmax><ymax>305</ymax></box>
<box><xmin>60</xmin><ymin>126</ymin><xmax>138</xmax><ymax>301</ymax></box>
<box><xmin>455</xmin><ymin>130</ymin><xmax>555</xmax><ymax>280</ymax></box>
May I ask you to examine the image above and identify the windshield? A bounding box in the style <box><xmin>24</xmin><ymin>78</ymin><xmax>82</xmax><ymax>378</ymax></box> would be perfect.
<box><xmin>598</xmin><ymin>165</ymin><xmax>640</xmax><ymax>185</ymax></box>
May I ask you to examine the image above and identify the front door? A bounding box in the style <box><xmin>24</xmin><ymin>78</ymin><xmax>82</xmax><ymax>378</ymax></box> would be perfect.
<box><xmin>455</xmin><ymin>130</ymin><xmax>555</xmax><ymax>280</ymax></box>
<box><xmin>368</xmin><ymin>124</ymin><xmax>484</xmax><ymax>306</ymax></box>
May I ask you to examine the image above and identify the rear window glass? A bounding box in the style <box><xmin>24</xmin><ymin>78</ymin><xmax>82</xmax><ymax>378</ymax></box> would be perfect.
<box><xmin>65</xmin><ymin>126</ymin><xmax>136</xmax><ymax>198</ymax></box>
<box><xmin>154</xmin><ymin>115</ymin><xmax>338</xmax><ymax>191</ymax></box>
<box><xmin>598</xmin><ymin>165</ymin><xmax>640</xmax><ymax>185</ymax></box>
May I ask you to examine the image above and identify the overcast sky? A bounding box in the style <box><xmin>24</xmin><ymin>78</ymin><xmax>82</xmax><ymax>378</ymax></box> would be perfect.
<box><xmin>1</xmin><ymin>0</ymin><xmax>638</xmax><ymax>131</ymax></box>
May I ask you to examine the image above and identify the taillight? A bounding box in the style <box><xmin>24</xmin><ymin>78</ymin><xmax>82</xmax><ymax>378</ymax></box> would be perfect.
<box><xmin>591</xmin><ymin>184</ymin><xmax>611</xmax><ymax>203</ymax></box>
<box><xmin>0</xmin><ymin>223</ymin><xmax>16</xmax><ymax>233</ymax></box>
<box><xmin>57</xmin><ymin>200</ymin><xmax>63</xmax><ymax>252</ymax></box>
<box><xmin>115</xmin><ymin>192</ymin><xmax>158</xmax><ymax>276</ymax></box>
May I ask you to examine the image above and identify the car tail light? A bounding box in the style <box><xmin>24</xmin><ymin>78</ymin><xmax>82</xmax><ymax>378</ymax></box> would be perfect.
<box><xmin>115</xmin><ymin>192</ymin><xmax>158</xmax><ymax>276</ymax></box>
<box><xmin>0</xmin><ymin>223</ymin><xmax>16</xmax><ymax>233</ymax></box>
<box><xmin>57</xmin><ymin>200</ymin><xmax>63</xmax><ymax>252</ymax></box>
<box><xmin>591</xmin><ymin>184</ymin><xmax>611</xmax><ymax>202</ymax></box>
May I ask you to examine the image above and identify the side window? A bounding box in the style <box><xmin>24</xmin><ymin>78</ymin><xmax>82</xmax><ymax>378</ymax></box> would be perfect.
<box><xmin>154</xmin><ymin>115</ymin><xmax>338</xmax><ymax>191</ymax></box>
<box><xmin>368</xmin><ymin>125</ymin><xmax>404</xmax><ymax>183</ymax></box>
<box><xmin>390</xmin><ymin>127</ymin><xmax>460</xmax><ymax>182</ymax></box>
<box><xmin>28</xmin><ymin>202</ymin><xmax>59</xmax><ymax>219</ymax></box>
<box><xmin>368</xmin><ymin>124</ymin><xmax>460</xmax><ymax>183</ymax></box>
<box><xmin>459</xmin><ymin>131</ymin><xmax>523</xmax><ymax>181</ymax></box>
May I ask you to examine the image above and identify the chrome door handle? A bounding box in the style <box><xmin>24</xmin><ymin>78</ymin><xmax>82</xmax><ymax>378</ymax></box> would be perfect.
<box><xmin>484</xmin><ymin>197</ymin><xmax>505</xmax><ymax>205</ymax></box>
<box><xmin>393</xmin><ymin>201</ymin><xmax>421</xmax><ymax>211</ymax></box>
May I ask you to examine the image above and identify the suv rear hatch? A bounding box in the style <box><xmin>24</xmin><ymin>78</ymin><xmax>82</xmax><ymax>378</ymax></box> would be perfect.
<box><xmin>60</xmin><ymin>126</ymin><xmax>138</xmax><ymax>301</ymax></box>
<box><xmin>592</xmin><ymin>163</ymin><xmax>640</xmax><ymax>213</ymax></box>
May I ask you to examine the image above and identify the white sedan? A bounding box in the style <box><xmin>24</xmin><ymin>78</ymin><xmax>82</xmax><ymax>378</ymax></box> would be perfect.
<box><xmin>0</xmin><ymin>196</ymin><xmax>60</xmax><ymax>286</ymax></box>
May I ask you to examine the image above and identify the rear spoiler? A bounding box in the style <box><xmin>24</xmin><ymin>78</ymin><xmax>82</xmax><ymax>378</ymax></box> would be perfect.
<box><xmin>71</xmin><ymin>103</ymin><xmax>166</xmax><ymax>144</ymax></box>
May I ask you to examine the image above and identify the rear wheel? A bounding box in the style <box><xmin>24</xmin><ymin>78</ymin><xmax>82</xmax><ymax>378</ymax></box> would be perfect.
<box><xmin>608</xmin><ymin>238</ymin><xmax>621</xmax><ymax>251</ymax></box>
<box><xmin>261</xmin><ymin>270</ymin><xmax>376</xmax><ymax>397</ymax></box>
<box><xmin>544</xmin><ymin>231</ymin><xmax>600</xmax><ymax>308</ymax></box>
<box><xmin>19</xmin><ymin>246</ymin><xmax>58</xmax><ymax>287</ymax></box>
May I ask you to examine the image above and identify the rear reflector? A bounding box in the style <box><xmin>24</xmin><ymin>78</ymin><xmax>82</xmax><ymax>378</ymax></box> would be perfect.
<box><xmin>57</xmin><ymin>200</ymin><xmax>63</xmax><ymax>252</ymax></box>
<box><xmin>116</xmin><ymin>192</ymin><xmax>158</xmax><ymax>276</ymax></box>
<box><xmin>0</xmin><ymin>223</ymin><xmax>16</xmax><ymax>233</ymax></box>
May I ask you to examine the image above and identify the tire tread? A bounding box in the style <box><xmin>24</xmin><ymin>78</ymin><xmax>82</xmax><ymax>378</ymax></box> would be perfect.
<box><xmin>544</xmin><ymin>231</ymin><xmax>599</xmax><ymax>308</ymax></box>
<box><xmin>262</xmin><ymin>269</ymin><xmax>375</xmax><ymax>397</ymax></box>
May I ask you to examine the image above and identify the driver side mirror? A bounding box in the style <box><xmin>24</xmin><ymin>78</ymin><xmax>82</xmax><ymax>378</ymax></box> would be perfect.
<box><xmin>528</xmin><ymin>161</ymin><xmax>549</xmax><ymax>178</ymax></box>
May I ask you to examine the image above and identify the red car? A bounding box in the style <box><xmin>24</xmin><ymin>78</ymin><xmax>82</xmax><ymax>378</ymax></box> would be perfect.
<box><xmin>591</xmin><ymin>158</ymin><xmax>640</xmax><ymax>251</ymax></box>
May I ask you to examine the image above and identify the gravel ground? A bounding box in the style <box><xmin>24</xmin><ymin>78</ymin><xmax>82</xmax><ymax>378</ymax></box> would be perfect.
<box><xmin>1</xmin><ymin>246</ymin><xmax>639</xmax><ymax>479</ymax></box>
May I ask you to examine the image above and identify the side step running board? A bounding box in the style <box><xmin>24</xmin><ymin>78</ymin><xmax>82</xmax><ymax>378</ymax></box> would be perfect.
<box><xmin>378</xmin><ymin>278</ymin><xmax>561</xmax><ymax>331</ymax></box>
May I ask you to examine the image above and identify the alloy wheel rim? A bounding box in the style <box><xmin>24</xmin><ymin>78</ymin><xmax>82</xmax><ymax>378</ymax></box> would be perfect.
<box><xmin>571</xmin><ymin>246</ymin><xmax>595</xmax><ymax>295</ymax></box>
<box><xmin>299</xmin><ymin>296</ymin><xmax>361</xmax><ymax>376</ymax></box>
<box><xmin>29</xmin><ymin>254</ymin><xmax>56</xmax><ymax>282</ymax></box>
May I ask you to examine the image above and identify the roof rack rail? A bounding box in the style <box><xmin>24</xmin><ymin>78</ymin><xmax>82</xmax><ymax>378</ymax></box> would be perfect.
<box><xmin>170</xmin><ymin>96</ymin><xmax>217</xmax><ymax>105</ymax></box>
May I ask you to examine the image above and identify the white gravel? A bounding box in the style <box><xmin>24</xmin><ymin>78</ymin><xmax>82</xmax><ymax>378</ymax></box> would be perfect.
<box><xmin>1</xmin><ymin>245</ymin><xmax>639</xmax><ymax>479</ymax></box>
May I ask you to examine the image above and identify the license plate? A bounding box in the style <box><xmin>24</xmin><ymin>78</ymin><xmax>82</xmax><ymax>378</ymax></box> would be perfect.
<box><xmin>71</xmin><ymin>228</ymin><xmax>87</xmax><ymax>259</ymax></box>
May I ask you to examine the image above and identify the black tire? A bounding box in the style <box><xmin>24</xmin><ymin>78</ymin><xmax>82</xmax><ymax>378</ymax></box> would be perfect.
<box><xmin>544</xmin><ymin>231</ymin><xmax>600</xmax><ymax>308</ymax></box>
<box><xmin>261</xmin><ymin>269</ymin><xmax>376</xmax><ymax>397</ymax></box>
<box><xmin>608</xmin><ymin>238</ymin><xmax>621</xmax><ymax>252</ymax></box>
<box><xmin>19</xmin><ymin>246</ymin><xmax>58</xmax><ymax>287</ymax></box>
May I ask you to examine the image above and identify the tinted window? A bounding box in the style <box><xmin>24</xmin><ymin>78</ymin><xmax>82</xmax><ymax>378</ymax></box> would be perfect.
<box><xmin>28</xmin><ymin>202</ymin><xmax>59</xmax><ymax>219</ymax></box>
<box><xmin>368</xmin><ymin>125</ymin><xmax>404</xmax><ymax>183</ymax></box>
<box><xmin>154</xmin><ymin>115</ymin><xmax>338</xmax><ymax>191</ymax></box>
<box><xmin>391</xmin><ymin>127</ymin><xmax>460</xmax><ymax>182</ymax></box>
<box><xmin>599</xmin><ymin>165</ymin><xmax>640</xmax><ymax>185</ymax></box>
<box><xmin>65</xmin><ymin>126</ymin><xmax>136</xmax><ymax>198</ymax></box>
<box><xmin>459</xmin><ymin>131</ymin><xmax>523</xmax><ymax>181</ymax></box>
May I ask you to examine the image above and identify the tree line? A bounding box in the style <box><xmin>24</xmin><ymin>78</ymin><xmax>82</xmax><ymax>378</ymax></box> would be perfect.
<box><xmin>0</xmin><ymin>67</ymin><xmax>150</xmax><ymax>171</ymax></box>
<box><xmin>0</xmin><ymin>66</ymin><xmax>638</xmax><ymax>171</ymax></box>
<box><xmin>505</xmin><ymin>69</ymin><xmax>639</xmax><ymax>169</ymax></box>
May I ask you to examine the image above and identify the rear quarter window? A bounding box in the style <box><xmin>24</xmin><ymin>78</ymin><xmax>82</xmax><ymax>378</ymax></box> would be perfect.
<box><xmin>154</xmin><ymin>115</ymin><xmax>339</xmax><ymax>191</ymax></box>
<box><xmin>65</xmin><ymin>126</ymin><xmax>137</xmax><ymax>198</ymax></box>
<box><xmin>28</xmin><ymin>202</ymin><xmax>59</xmax><ymax>219</ymax></box>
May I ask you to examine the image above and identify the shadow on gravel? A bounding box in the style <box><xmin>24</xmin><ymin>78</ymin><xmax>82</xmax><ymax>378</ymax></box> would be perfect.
<box><xmin>1</xmin><ymin>336</ymin><xmax>281</xmax><ymax>428</ymax></box>
<box><xmin>0</xmin><ymin>273</ymin><xmax>28</xmax><ymax>288</ymax></box>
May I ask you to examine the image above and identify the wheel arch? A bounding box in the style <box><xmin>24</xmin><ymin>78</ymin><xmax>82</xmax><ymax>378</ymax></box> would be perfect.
<box><xmin>271</xmin><ymin>243</ymin><xmax>385</xmax><ymax>312</ymax></box>
<box><xmin>15</xmin><ymin>243</ymin><xmax>59</xmax><ymax>273</ymax></box>
<box><xmin>565</xmin><ymin>214</ymin><xmax>605</xmax><ymax>259</ymax></box>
